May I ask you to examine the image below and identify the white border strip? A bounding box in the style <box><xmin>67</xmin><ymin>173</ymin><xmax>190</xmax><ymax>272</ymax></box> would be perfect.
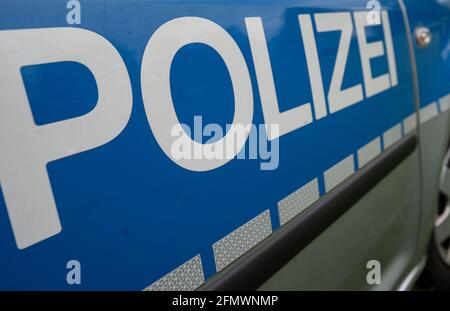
<box><xmin>403</xmin><ymin>112</ymin><xmax>417</xmax><ymax>134</ymax></box>
<box><xmin>213</xmin><ymin>210</ymin><xmax>272</xmax><ymax>272</ymax></box>
<box><xmin>357</xmin><ymin>137</ymin><xmax>382</xmax><ymax>168</ymax></box>
<box><xmin>383</xmin><ymin>123</ymin><xmax>402</xmax><ymax>149</ymax></box>
<box><xmin>324</xmin><ymin>155</ymin><xmax>355</xmax><ymax>193</ymax></box>
<box><xmin>439</xmin><ymin>94</ymin><xmax>450</xmax><ymax>112</ymax></box>
<box><xmin>419</xmin><ymin>102</ymin><xmax>438</xmax><ymax>124</ymax></box>
<box><xmin>144</xmin><ymin>255</ymin><xmax>205</xmax><ymax>291</ymax></box>
<box><xmin>278</xmin><ymin>178</ymin><xmax>319</xmax><ymax>226</ymax></box>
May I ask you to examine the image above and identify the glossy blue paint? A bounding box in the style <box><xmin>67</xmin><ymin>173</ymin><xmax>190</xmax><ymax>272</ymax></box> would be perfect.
<box><xmin>0</xmin><ymin>0</ymin><xmax>432</xmax><ymax>290</ymax></box>
<box><xmin>21</xmin><ymin>62</ymin><xmax>98</xmax><ymax>125</ymax></box>
<box><xmin>403</xmin><ymin>0</ymin><xmax>450</xmax><ymax>108</ymax></box>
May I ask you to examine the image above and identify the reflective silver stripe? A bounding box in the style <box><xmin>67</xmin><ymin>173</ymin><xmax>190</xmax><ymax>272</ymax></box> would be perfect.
<box><xmin>383</xmin><ymin>123</ymin><xmax>402</xmax><ymax>149</ymax></box>
<box><xmin>324</xmin><ymin>155</ymin><xmax>355</xmax><ymax>192</ymax></box>
<box><xmin>144</xmin><ymin>255</ymin><xmax>205</xmax><ymax>291</ymax></box>
<box><xmin>403</xmin><ymin>112</ymin><xmax>417</xmax><ymax>134</ymax></box>
<box><xmin>213</xmin><ymin>210</ymin><xmax>272</xmax><ymax>272</ymax></box>
<box><xmin>439</xmin><ymin>93</ymin><xmax>450</xmax><ymax>112</ymax></box>
<box><xmin>419</xmin><ymin>102</ymin><xmax>438</xmax><ymax>124</ymax></box>
<box><xmin>357</xmin><ymin>137</ymin><xmax>381</xmax><ymax>168</ymax></box>
<box><xmin>278</xmin><ymin>178</ymin><xmax>319</xmax><ymax>226</ymax></box>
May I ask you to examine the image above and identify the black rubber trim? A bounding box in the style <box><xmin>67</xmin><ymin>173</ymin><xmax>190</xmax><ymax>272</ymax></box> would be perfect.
<box><xmin>200</xmin><ymin>133</ymin><xmax>417</xmax><ymax>291</ymax></box>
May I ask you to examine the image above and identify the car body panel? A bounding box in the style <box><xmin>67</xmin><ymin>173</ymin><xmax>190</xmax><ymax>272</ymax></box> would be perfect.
<box><xmin>0</xmin><ymin>0</ymin><xmax>448</xmax><ymax>290</ymax></box>
<box><xmin>259</xmin><ymin>151</ymin><xmax>421</xmax><ymax>290</ymax></box>
<box><xmin>402</xmin><ymin>0</ymin><xmax>450</xmax><ymax>262</ymax></box>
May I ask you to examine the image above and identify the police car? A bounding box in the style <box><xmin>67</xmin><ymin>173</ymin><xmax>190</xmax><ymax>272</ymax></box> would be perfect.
<box><xmin>0</xmin><ymin>0</ymin><xmax>450</xmax><ymax>290</ymax></box>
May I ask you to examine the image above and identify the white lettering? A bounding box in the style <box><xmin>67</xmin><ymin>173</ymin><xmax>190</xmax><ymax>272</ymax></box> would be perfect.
<box><xmin>246</xmin><ymin>17</ymin><xmax>313</xmax><ymax>140</ymax></box>
<box><xmin>141</xmin><ymin>17</ymin><xmax>254</xmax><ymax>171</ymax></box>
<box><xmin>0</xmin><ymin>28</ymin><xmax>132</xmax><ymax>249</ymax></box>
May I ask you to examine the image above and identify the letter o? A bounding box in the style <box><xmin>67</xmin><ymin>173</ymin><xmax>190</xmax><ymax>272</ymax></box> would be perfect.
<box><xmin>141</xmin><ymin>17</ymin><xmax>254</xmax><ymax>171</ymax></box>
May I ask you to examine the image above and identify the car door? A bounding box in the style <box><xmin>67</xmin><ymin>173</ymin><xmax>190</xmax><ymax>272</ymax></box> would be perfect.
<box><xmin>0</xmin><ymin>0</ymin><xmax>421</xmax><ymax>290</ymax></box>
<box><xmin>401</xmin><ymin>0</ymin><xmax>450</xmax><ymax>287</ymax></box>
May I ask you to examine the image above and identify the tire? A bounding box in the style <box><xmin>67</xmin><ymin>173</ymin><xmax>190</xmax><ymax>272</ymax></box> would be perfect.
<box><xmin>426</xmin><ymin>232</ymin><xmax>450</xmax><ymax>290</ymax></box>
<box><xmin>425</xmin><ymin>148</ymin><xmax>450</xmax><ymax>290</ymax></box>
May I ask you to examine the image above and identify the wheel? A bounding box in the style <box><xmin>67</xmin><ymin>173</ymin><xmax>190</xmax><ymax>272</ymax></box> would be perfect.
<box><xmin>426</xmin><ymin>148</ymin><xmax>450</xmax><ymax>290</ymax></box>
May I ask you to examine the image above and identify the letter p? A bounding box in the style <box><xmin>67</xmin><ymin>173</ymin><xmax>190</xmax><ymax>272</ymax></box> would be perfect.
<box><xmin>0</xmin><ymin>28</ymin><xmax>132</xmax><ymax>249</ymax></box>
